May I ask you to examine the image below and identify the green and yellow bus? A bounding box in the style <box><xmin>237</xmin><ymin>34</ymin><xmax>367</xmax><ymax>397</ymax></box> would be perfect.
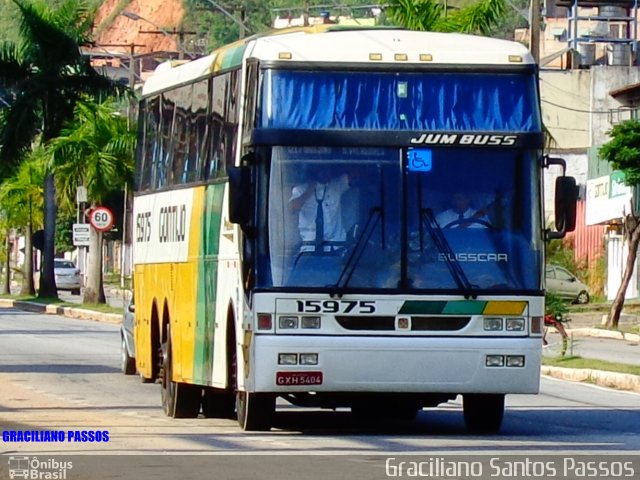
<box><xmin>133</xmin><ymin>26</ymin><xmax>576</xmax><ymax>432</ymax></box>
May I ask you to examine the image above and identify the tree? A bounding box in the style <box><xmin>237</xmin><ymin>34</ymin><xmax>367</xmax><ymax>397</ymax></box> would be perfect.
<box><xmin>0</xmin><ymin>0</ymin><xmax>127</xmax><ymax>299</ymax></box>
<box><xmin>385</xmin><ymin>0</ymin><xmax>507</xmax><ymax>34</ymax></box>
<box><xmin>49</xmin><ymin>99</ymin><xmax>135</xmax><ymax>304</ymax></box>
<box><xmin>598</xmin><ymin>119</ymin><xmax>640</xmax><ymax>329</ymax></box>
<box><xmin>0</xmin><ymin>150</ymin><xmax>44</xmax><ymax>295</ymax></box>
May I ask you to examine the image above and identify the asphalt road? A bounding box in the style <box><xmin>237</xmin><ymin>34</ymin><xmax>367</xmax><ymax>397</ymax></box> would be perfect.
<box><xmin>1</xmin><ymin>308</ymin><xmax>639</xmax><ymax>463</ymax></box>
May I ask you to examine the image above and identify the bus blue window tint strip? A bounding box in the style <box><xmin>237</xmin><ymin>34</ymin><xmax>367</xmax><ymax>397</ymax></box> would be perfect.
<box><xmin>407</xmin><ymin>148</ymin><xmax>432</xmax><ymax>172</ymax></box>
<box><xmin>261</xmin><ymin>71</ymin><xmax>540</xmax><ymax>132</ymax></box>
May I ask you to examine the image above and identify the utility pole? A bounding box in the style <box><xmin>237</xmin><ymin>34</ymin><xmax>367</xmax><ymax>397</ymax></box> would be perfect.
<box><xmin>529</xmin><ymin>0</ymin><xmax>541</xmax><ymax>64</ymax></box>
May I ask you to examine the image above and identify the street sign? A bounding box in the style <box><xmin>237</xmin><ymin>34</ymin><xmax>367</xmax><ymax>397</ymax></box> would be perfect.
<box><xmin>72</xmin><ymin>223</ymin><xmax>90</xmax><ymax>246</ymax></box>
<box><xmin>89</xmin><ymin>206</ymin><xmax>115</xmax><ymax>232</ymax></box>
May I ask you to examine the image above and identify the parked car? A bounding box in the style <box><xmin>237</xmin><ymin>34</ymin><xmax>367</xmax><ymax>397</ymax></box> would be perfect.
<box><xmin>121</xmin><ymin>300</ymin><xmax>136</xmax><ymax>375</ymax></box>
<box><xmin>545</xmin><ymin>264</ymin><xmax>590</xmax><ymax>304</ymax></box>
<box><xmin>53</xmin><ymin>259</ymin><xmax>81</xmax><ymax>295</ymax></box>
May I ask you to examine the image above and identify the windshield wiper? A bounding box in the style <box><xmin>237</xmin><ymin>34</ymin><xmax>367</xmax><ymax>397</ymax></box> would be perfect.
<box><xmin>420</xmin><ymin>207</ymin><xmax>475</xmax><ymax>298</ymax></box>
<box><xmin>330</xmin><ymin>206</ymin><xmax>382</xmax><ymax>296</ymax></box>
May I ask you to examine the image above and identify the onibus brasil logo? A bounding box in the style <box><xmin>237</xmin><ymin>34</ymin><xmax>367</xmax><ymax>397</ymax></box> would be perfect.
<box><xmin>8</xmin><ymin>456</ymin><xmax>72</xmax><ymax>479</ymax></box>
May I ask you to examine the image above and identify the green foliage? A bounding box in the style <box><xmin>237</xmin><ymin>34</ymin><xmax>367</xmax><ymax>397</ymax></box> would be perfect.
<box><xmin>386</xmin><ymin>0</ymin><xmax>507</xmax><ymax>34</ymax></box>
<box><xmin>48</xmin><ymin>99</ymin><xmax>135</xmax><ymax>209</ymax></box>
<box><xmin>546</xmin><ymin>238</ymin><xmax>577</xmax><ymax>272</ymax></box>
<box><xmin>545</xmin><ymin>291</ymin><xmax>569</xmax><ymax>320</ymax></box>
<box><xmin>0</xmin><ymin>148</ymin><xmax>45</xmax><ymax>228</ymax></box>
<box><xmin>599</xmin><ymin>118</ymin><xmax>640</xmax><ymax>186</ymax></box>
<box><xmin>0</xmin><ymin>0</ymin><xmax>101</xmax><ymax>44</ymax></box>
<box><xmin>542</xmin><ymin>355</ymin><xmax>640</xmax><ymax>376</ymax></box>
<box><xmin>54</xmin><ymin>208</ymin><xmax>75</xmax><ymax>254</ymax></box>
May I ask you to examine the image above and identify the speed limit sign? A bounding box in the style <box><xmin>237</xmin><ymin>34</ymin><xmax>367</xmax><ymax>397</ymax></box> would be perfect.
<box><xmin>89</xmin><ymin>206</ymin><xmax>114</xmax><ymax>232</ymax></box>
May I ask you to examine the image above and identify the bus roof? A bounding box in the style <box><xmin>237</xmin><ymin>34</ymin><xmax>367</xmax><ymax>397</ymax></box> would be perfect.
<box><xmin>142</xmin><ymin>27</ymin><xmax>534</xmax><ymax>96</ymax></box>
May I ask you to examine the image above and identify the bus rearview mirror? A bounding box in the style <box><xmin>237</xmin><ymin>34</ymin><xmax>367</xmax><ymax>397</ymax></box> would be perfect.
<box><xmin>228</xmin><ymin>166</ymin><xmax>251</xmax><ymax>225</ymax></box>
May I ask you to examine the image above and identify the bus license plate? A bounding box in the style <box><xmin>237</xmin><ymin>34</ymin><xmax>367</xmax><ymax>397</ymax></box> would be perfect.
<box><xmin>276</xmin><ymin>372</ymin><xmax>323</xmax><ymax>386</ymax></box>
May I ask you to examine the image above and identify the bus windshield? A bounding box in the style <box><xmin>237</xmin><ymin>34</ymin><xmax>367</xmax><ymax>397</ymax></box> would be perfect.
<box><xmin>260</xmin><ymin>146</ymin><xmax>542</xmax><ymax>293</ymax></box>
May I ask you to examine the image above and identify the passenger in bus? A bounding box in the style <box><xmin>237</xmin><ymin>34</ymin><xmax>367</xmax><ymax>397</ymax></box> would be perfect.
<box><xmin>289</xmin><ymin>166</ymin><xmax>351</xmax><ymax>252</ymax></box>
<box><xmin>436</xmin><ymin>191</ymin><xmax>491</xmax><ymax>229</ymax></box>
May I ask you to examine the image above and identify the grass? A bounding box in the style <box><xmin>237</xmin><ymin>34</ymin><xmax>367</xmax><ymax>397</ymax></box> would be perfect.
<box><xmin>543</xmin><ymin>355</ymin><xmax>640</xmax><ymax>376</ymax></box>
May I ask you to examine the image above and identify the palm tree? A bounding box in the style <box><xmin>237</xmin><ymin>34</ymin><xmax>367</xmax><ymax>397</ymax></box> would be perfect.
<box><xmin>385</xmin><ymin>0</ymin><xmax>507</xmax><ymax>34</ymax></box>
<box><xmin>49</xmin><ymin>99</ymin><xmax>135</xmax><ymax>304</ymax></box>
<box><xmin>0</xmin><ymin>0</ymin><xmax>127</xmax><ymax>298</ymax></box>
<box><xmin>0</xmin><ymin>150</ymin><xmax>44</xmax><ymax>295</ymax></box>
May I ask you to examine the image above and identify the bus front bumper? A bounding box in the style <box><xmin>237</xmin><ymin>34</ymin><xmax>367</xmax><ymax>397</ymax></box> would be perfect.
<box><xmin>251</xmin><ymin>335</ymin><xmax>541</xmax><ymax>394</ymax></box>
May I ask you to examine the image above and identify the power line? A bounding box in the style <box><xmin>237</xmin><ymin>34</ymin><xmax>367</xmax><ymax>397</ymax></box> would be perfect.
<box><xmin>542</xmin><ymin>98</ymin><xmax>611</xmax><ymax>114</ymax></box>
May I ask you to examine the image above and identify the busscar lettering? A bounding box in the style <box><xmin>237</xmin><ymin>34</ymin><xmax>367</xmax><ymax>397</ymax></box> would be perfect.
<box><xmin>158</xmin><ymin>205</ymin><xmax>187</xmax><ymax>243</ymax></box>
<box><xmin>135</xmin><ymin>211</ymin><xmax>151</xmax><ymax>242</ymax></box>
<box><xmin>410</xmin><ymin>133</ymin><xmax>517</xmax><ymax>146</ymax></box>
<box><xmin>438</xmin><ymin>253</ymin><xmax>508</xmax><ymax>262</ymax></box>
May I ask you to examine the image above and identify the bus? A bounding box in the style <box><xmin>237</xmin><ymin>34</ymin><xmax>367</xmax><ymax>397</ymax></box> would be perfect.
<box><xmin>133</xmin><ymin>26</ymin><xmax>577</xmax><ymax>432</ymax></box>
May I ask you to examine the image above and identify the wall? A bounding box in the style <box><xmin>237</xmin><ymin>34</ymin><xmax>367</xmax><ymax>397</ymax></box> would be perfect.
<box><xmin>540</xmin><ymin>69</ymin><xmax>591</xmax><ymax>149</ymax></box>
<box><xmin>591</xmin><ymin>66</ymin><xmax>640</xmax><ymax>146</ymax></box>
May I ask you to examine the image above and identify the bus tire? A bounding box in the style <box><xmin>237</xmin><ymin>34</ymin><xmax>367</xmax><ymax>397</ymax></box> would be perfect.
<box><xmin>463</xmin><ymin>394</ymin><xmax>504</xmax><ymax>434</ymax></box>
<box><xmin>161</xmin><ymin>325</ymin><xmax>201</xmax><ymax>418</ymax></box>
<box><xmin>202</xmin><ymin>387</ymin><xmax>235</xmax><ymax>418</ymax></box>
<box><xmin>236</xmin><ymin>391</ymin><xmax>275</xmax><ymax>431</ymax></box>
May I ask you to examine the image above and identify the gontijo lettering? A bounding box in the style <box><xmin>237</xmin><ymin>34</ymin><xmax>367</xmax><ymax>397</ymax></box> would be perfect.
<box><xmin>2</xmin><ymin>430</ymin><xmax>109</xmax><ymax>442</ymax></box>
<box><xmin>135</xmin><ymin>204</ymin><xmax>188</xmax><ymax>243</ymax></box>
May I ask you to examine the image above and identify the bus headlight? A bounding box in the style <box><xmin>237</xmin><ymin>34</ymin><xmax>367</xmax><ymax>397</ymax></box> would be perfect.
<box><xmin>506</xmin><ymin>317</ymin><xmax>526</xmax><ymax>331</ymax></box>
<box><xmin>279</xmin><ymin>316</ymin><xmax>299</xmax><ymax>329</ymax></box>
<box><xmin>299</xmin><ymin>353</ymin><xmax>318</xmax><ymax>365</ymax></box>
<box><xmin>485</xmin><ymin>355</ymin><xmax>505</xmax><ymax>367</ymax></box>
<box><xmin>301</xmin><ymin>316</ymin><xmax>321</xmax><ymax>329</ymax></box>
<box><xmin>506</xmin><ymin>355</ymin><xmax>525</xmax><ymax>367</ymax></box>
<box><xmin>278</xmin><ymin>353</ymin><xmax>298</xmax><ymax>365</ymax></box>
<box><xmin>484</xmin><ymin>317</ymin><xmax>503</xmax><ymax>331</ymax></box>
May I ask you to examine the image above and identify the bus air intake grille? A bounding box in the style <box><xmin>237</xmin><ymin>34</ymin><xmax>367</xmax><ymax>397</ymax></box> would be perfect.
<box><xmin>411</xmin><ymin>316</ymin><xmax>471</xmax><ymax>331</ymax></box>
<box><xmin>335</xmin><ymin>316</ymin><xmax>395</xmax><ymax>330</ymax></box>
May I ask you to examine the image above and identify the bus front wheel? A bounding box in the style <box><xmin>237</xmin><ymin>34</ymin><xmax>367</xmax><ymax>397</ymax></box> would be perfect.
<box><xmin>463</xmin><ymin>394</ymin><xmax>504</xmax><ymax>434</ymax></box>
<box><xmin>161</xmin><ymin>326</ymin><xmax>201</xmax><ymax>418</ymax></box>
<box><xmin>236</xmin><ymin>391</ymin><xmax>275</xmax><ymax>431</ymax></box>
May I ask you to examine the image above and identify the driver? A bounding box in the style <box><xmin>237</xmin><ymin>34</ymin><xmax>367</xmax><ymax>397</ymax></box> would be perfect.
<box><xmin>436</xmin><ymin>191</ymin><xmax>490</xmax><ymax>229</ymax></box>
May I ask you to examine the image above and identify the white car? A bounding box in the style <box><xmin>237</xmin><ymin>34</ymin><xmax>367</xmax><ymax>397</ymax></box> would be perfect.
<box><xmin>54</xmin><ymin>259</ymin><xmax>81</xmax><ymax>295</ymax></box>
<box><xmin>545</xmin><ymin>264</ymin><xmax>590</xmax><ymax>304</ymax></box>
<box><xmin>121</xmin><ymin>300</ymin><xmax>136</xmax><ymax>375</ymax></box>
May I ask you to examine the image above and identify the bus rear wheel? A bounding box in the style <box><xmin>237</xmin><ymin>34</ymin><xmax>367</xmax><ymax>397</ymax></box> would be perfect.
<box><xmin>463</xmin><ymin>394</ymin><xmax>504</xmax><ymax>434</ymax></box>
<box><xmin>161</xmin><ymin>326</ymin><xmax>201</xmax><ymax>418</ymax></box>
<box><xmin>236</xmin><ymin>391</ymin><xmax>275</xmax><ymax>431</ymax></box>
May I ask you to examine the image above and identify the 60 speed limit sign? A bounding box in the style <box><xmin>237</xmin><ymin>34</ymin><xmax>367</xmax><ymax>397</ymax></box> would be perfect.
<box><xmin>89</xmin><ymin>206</ymin><xmax>114</xmax><ymax>232</ymax></box>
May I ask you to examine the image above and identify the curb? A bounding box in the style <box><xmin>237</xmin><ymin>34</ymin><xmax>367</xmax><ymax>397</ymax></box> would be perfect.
<box><xmin>542</xmin><ymin>366</ymin><xmax>640</xmax><ymax>393</ymax></box>
<box><xmin>567</xmin><ymin>327</ymin><xmax>640</xmax><ymax>343</ymax></box>
<box><xmin>0</xmin><ymin>298</ymin><xmax>122</xmax><ymax>324</ymax></box>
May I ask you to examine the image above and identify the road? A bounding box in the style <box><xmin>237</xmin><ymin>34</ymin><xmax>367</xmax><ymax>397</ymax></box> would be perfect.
<box><xmin>1</xmin><ymin>307</ymin><xmax>639</xmax><ymax>477</ymax></box>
